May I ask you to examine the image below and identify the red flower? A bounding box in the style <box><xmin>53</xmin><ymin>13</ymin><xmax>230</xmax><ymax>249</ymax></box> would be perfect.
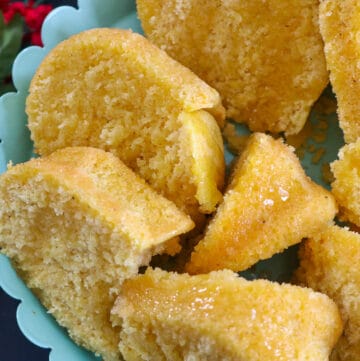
<box><xmin>1</xmin><ymin>1</ymin><xmax>53</xmax><ymax>45</ymax></box>
<box><xmin>10</xmin><ymin>2</ymin><xmax>26</xmax><ymax>15</ymax></box>
<box><xmin>30</xmin><ymin>31</ymin><xmax>42</xmax><ymax>46</ymax></box>
<box><xmin>25</xmin><ymin>4</ymin><xmax>52</xmax><ymax>31</ymax></box>
<box><xmin>3</xmin><ymin>9</ymin><xmax>14</xmax><ymax>23</ymax></box>
<box><xmin>0</xmin><ymin>0</ymin><xmax>10</xmax><ymax>12</ymax></box>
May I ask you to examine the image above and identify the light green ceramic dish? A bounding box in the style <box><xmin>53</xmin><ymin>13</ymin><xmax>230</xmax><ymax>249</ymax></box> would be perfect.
<box><xmin>0</xmin><ymin>1</ymin><xmax>344</xmax><ymax>360</ymax></box>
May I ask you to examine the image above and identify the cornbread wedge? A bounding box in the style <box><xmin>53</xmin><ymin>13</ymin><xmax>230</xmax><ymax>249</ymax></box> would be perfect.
<box><xmin>111</xmin><ymin>268</ymin><xmax>342</xmax><ymax>361</ymax></box>
<box><xmin>186</xmin><ymin>133</ymin><xmax>337</xmax><ymax>274</ymax></box>
<box><xmin>331</xmin><ymin>139</ymin><xmax>360</xmax><ymax>227</ymax></box>
<box><xmin>26</xmin><ymin>28</ymin><xmax>225</xmax><ymax>223</ymax></box>
<box><xmin>296</xmin><ymin>226</ymin><xmax>360</xmax><ymax>361</ymax></box>
<box><xmin>137</xmin><ymin>0</ymin><xmax>328</xmax><ymax>135</ymax></box>
<box><xmin>319</xmin><ymin>0</ymin><xmax>360</xmax><ymax>143</ymax></box>
<box><xmin>0</xmin><ymin>147</ymin><xmax>194</xmax><ymax>361</ymax></box>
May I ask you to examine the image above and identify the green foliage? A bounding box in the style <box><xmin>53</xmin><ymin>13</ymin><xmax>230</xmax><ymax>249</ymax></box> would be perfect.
<box><xmin>0</xmin><ymin>12</ymin><xmax>23</xmax><ymax>94</ymax></box>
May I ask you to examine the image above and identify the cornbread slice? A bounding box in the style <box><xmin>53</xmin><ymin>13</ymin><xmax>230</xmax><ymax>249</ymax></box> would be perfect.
<box><xmin>331</xmin><ymin>140</ymin><xmax>360</xmax><ymax>227</ymax></box>
<box><xmin>26</xmin><ymin>28</ymin><xmax>225</xmax><ymax>223</ymax></box>
<box><xmin>111</xmin><ymin>268</ymin><xmax>342</xmax><ymax>361</ymax></box>
<box><xmin>319</xmin><ymin>0</ymin><xmax>360</xmax><ymax>143</ymax></box>
<box><xmin>296</xmin><ymin>226</ymin><xmax>360</xmax><ymax>361</ymax></box>
<box><xmin>186</xmin><ymin>133</ymin><xmax>337</xmax><ymax>274</ymax></box>
<box><xmin>137</xmin><ymin>0</ymin><xmax>328</xmax><ymax>135</ymax></box>
<box><xmin>0</xmin><ymin>147</ymin><xmax>194</xmax><ymax>361</ymax></box>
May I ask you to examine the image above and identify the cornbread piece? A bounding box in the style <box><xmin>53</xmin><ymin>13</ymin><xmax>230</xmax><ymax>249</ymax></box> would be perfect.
<box><xmin>186</xmin><ymin>133</ymin><xmax>337</xmax><ymax>274</ymax></box>
<box><xmin>111</xmin><ymin>268</ymin><xmax>342</xmax><ymax>361</ymax></box>
<box><xmin>137</xmin><ymin>0</ymin><xmax>328</xmax><ymax>135</ymax></box>
<box><xmin>331</xmin><ymin>140</ymin><xmax>360</xmax><ymax>227</ymax></box>
<box><xmin>0</xmin><ymin>147</ymin><xmax>194</xmax><ymax>361</ymax></box>
<box><xmin>26</xmin><ymin>28</ymin><xmax>225</xmax><ymax>223</ymax></box>
<box><xmin>319</xmin><ymin>0</ymin><xmax>360</xmax><ymax>143</ymax></box>
<box><xmin>296</xmin><ymin>226</ymin><xmax>360</xmax><ymax>361</ymax></box>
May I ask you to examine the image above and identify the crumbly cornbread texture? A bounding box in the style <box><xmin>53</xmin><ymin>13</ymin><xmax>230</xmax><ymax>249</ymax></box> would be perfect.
<box><xmin>0</xmin><ymin>147</ymin><xmax>194</xmax><ymax>361</ymax></box>
<box><xmin>111</xmin><ymin>268</ymin><xmax>342</xmax><ymax>361</ymax></box>
<box><xmin>26</xmin><ymin>28</ymin><xmax>225</xmax><ymax>223</ymax></box>
<box><xmin>296</xmin><ymin>226</ymin><xmax>360</xmax><ymax>361</ymax></box>
<box><xmin>319</xmin><ymin>0</ymin><xmax>360</xmax><ymax>143</ymax></box>
<box><xmin>186</xmin><ymin>133</ymin><xmax>337</xmax><ymax>274</ymax></box>
<box><xmin>137</xmin><ymin>0</ymin><xmax>328</xmax><ymax>135</ymax></box>
<box><xmin>331</xmin><ymin>140</ymin><xmax>360</xmax><ymax>227</ymax></box>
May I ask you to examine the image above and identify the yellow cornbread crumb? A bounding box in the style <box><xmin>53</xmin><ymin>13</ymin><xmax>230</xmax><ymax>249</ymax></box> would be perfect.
<box><xmin>319</xmin><ymin>0</ymin><xmax>360</xmax><ymax>143</ymax></box>
<box><xmin>26</xmin><ymin>28</ymin><xmax>225</xmax><ymax>223</ymax></box>
<box><xmin>0</xmin><ymin>147</ymin><xmax>194</xmax><ymax>361</ymax></box>
<box><xmin>296</xmin><ymin>225</ymin><xmax>360</xmax><ymax>361</ymax></box>
<box><xmin>111</xmin><ymin>268</ymin><xmax>342</xmax><ymax>361</ymax></box>
<box><xmin>137</xmin><ymin>0</ymin><xmax>328</xmax><ymax>135</ymax></box>
<box><xmin>186</xmin><ymin>133</ymin><xmax>337</xmax><ymax>274</ymax></box>
<box><xmin>331</xmin><ymin>140</ymin><xmax>360</xmax><ymax>227</ymax></box>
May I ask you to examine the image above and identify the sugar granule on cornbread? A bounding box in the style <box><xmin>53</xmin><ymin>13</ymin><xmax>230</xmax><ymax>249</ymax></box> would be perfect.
<box><xmin>319</xmin><ymin>0</ymin><xmax>360</xmax><ymax>143</ymax></box>
<box><xmin>137</xmin><ymin>0</ymin><xmax>328</xmax><ymax>135</ymax></box>
<box><xmin>186</xmin><ymin>133</ymin><xmax>337</xmax><ymax>274</ymax></box>
<box><xmin>0</xmin><ymin>147</ymin><xmax>194</xmax><ymax>361</ymax></box>
<box><xmin>295</xmin><ymin>226</ymin><xmax>360</xmax><ymax>361</ymax></box>
<box><xmin>26</xmin><ymin>28</ymin><xmax>225</xmax><ymax>224</ymax></box>
<box><xmin>331</xmin><ymin>140</ymin><xmax>360</xmax><ymax>227</ymax></box>
<box><xmin>111</xmin><ymin>268</ymin><xmax>342</xmax><ymax>361</ymax></box>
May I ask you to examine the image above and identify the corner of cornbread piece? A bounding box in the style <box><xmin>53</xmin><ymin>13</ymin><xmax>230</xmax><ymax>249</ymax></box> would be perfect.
<box><xmin>111</xmin><ymin>268</ymin><xmax>342</xmax><ymax>361</ymax></box>
<box><xmin>295</xmin><ymin>225</ymin><xmax>360</xmax><ymax>361</ymax></box>
<box><xmin>186</xmin><ymin>133</ymin><xmax>337</xmax><ymax>274</ymax></box>
<box><xmin>26</xmin><ymin>28</ymin><xmax>225</xmax><ymax>223</ymax></box>
<box><xmin>319</xmin><ymin>0</ymin><xmax>360</xmax><ymax>143</ymax></box>
<box><xmin>0</xmin><ymin>147</ymin><xmax>194</xmax><ymax>361</ymax></box>
<box><xmin>137</xmin><ymin>0</ymin><xmax>328</xmax><ymax>135</ymax></box>
<box><xmin>331</xmin><ymin>140</ymin><xmax>360</xmax><ymax>227</ymax></box>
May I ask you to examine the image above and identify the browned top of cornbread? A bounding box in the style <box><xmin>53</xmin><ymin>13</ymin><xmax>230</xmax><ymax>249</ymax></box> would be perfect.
<box><xmin>3</xmin><ymin>147</ymin><xmax>194</xmax><ymax>248</ymax></box>
<box><xmin>186</xmin><ymin>133</ymin><xmax>337</xmax><ymax>273</ymax></box>
<box><xmin>137</xmin><ymin>0</ymin><xmax>328</xmax><ymax>135</ymax></box>
<box><xmin>319</xmin><ymin>0</ymin><xmax>360</xmax><ymax>143</ymax></box>
<box><xmin>26</xmin><ymin>28</ymin><xmax>225</xmax><ymax>222</ymax></box>
<box><xmin>331</xmin><ymin>139</ymin><xmax>360</xmax><ymax>227</ymax></box>
<box><xmin>112</xmin><ymin>268</ymin><xmax>343</xmax><ymax>361</ymax></box>
<box><xmin>296</xmin><ymin>225</ymin><xmax>360</xmax><ymax>361</ymax></box>
<box><xmin>0</xmin><ymin>147</ymin><xmax>195</xmax><ymax>361</ymax></box>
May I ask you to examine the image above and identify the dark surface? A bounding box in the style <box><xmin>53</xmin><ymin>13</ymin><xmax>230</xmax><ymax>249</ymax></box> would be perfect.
<box><xmin>0</xmin><ymin>3</ymin><xmax>78</xmax><ymax>361</ymax></box>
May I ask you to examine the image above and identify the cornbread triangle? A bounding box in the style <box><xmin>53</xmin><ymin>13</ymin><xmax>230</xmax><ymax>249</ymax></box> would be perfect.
<box><xmin>26</xmin><ymin>28</ymin><xmax>225</xmax><ymax>224</ymax></box>
<box><xmin>111</xmin><ymin>268</ymin><xmax>342</xmax><ymax>361</ymax></box>
<box><xmin>186</xmin><ymin>133</ymin><xmax>337</xmax><ymax>274</ymax></box>
<box><xmin>0</xmin><ymin>147</ymin><xmax>194</xmax><ymax>361</ymax></box>
<box><xmin>296</xmin><ymin>225</ymin><xmax>360</xmax><ymax>361</ymax></box>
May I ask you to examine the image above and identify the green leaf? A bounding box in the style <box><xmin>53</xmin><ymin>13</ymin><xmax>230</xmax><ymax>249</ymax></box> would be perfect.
<box><xmin>0</xmin><ymin>13</ymin><xmax>24</xmax><ymax>81</ymax></box>
<box><xmin>0</xmin><ymin>10</ymin><xmax>4</xmax><ymax>33</ymax></box>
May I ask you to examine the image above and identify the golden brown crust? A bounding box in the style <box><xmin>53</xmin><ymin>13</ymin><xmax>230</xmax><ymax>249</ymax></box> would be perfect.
<box><xmin>331</xmin><ymin>138</ymin><xmax>360</xmax><ymax>227</ymax></box>
<box><xmin>26</xmin><ymin>28</ymin><xmax>225</xmax><ymax>222</ymax></box>
<box><xmin>112</xmin><ymin>268</ymin><xmax>343</xmax><ymax>361</ymax></box>
<box><xmin>186</xmin><ymin>133</ymin><xmax>337</xmax><ymax>273</ymax></box>
<box><xmin>296</xmin><ymin>225</ymin><xmax>360</xmax><ymax>361</ymax></box>
<box><xmin>0</xmin><ymin>147</ymin><xmax>194</xmax><ymax>361</ymax></box>
<box><xmin>319</xmin><ymin>0</ymin><xmax>360</xmax><ymax>143</ymax></box>
<box><xmin>137</xmin><ymin>0</ymin><xmax>328</xmax><ymax>135</ymax></box>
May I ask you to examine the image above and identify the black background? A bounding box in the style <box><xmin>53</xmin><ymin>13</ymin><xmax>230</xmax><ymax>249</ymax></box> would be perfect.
<box><xmin>0</xmin><ymin>1</ymin><xmax>79</xmax><ymax>360</ymax></box>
